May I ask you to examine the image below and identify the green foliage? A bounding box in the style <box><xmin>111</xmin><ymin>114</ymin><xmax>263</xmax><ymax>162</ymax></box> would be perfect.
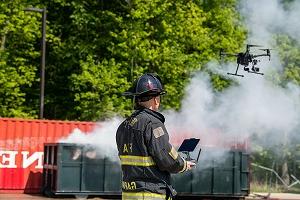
<box><xmin>210</xmin><ymin>74</ymin><xmax>232</xmax><ymax>91</ymax></box>
<box><xmin>80</xmin><ymin>0</ymin><xmax>245</xmax><ymax>114</ymax></box>
<box><xmin>0</xmin><ymin>0</ymin><xmax>246</xmax><ymax>120</ymax></box>
<box><xmin>276</xmin><ymin>35</ymin><xmax>300</xmax><ymax>85</ymax></box>
<box><xmin>0</xmin><ymin>1</ymin><xmax>41</xmax><ymax>117</ymax></box>
<box><xmin>71</xmin><ymin>57</ymin><xmax>131</xmax><ymax>120</ymax></box>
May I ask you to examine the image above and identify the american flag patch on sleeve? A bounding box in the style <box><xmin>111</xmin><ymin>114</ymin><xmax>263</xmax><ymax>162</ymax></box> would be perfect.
<box><xmin>153</xmin><ymin>127</ymin><xmax>165</xmax><ymax>138</ymax></box>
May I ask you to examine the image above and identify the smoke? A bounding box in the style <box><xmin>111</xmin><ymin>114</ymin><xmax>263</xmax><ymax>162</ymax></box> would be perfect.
<box><xmin>239</xmin><ymin>0</ymin><xmax>300</xmax><ymax>74</ymax></box>
<box><xmin>165</xmin><ymin>72</ymin><xmax>300</xmax><ymax>149</ymax></box>
<box><xmin>165</xmin><ymin>0</ymin><xmax>300</xmax><ymax>155</ymax></box>
<box><xmin>240</xmin><ymin>0</ymin><xmax>300</xmax><ymax>44</ymax></box>
<box><xmin>59</xmin><ymin>117</ymin><xmax>122</xmax><ymax>161</ymax></box>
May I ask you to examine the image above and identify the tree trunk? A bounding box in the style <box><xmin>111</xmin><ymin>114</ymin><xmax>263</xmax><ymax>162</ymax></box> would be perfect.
<box><xmin>282</xmin><ymin>161</ymin><xmax>290</xmax><ymax>185</ymax></box>
<box><xmin>1</xmin><ymin>34</ymin><xmax>6</xmax><ymax>50</ymax></box>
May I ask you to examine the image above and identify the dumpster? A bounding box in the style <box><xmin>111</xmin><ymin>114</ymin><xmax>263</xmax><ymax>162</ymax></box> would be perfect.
<box><xmin>43</xmin><ymin>143</ymin><xmax>249</xmax><ymax>199</ymax></box>
<box><xmin>42</xmin><ymin>143</ymin><xmax>121</xmax><ymax>196</ymax></box>
<box><xmin>172</xmin><ymin>149</ymin><xmax>249</xmax><ymax>198</ymax></box>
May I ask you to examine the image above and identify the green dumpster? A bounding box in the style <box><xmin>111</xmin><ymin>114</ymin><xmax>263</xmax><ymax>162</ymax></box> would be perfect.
<box><xmin>42</xmin><ymin>143</ymin><xmax>121</xmax><ymax>196</ymax></box>
<box><xmin>171</xmin><ymin>149</ymin><xmax>249</xmax><ymax>198</ymax></box>
<box><xmin>42</xmin><ymin>143</ymin><xmax>249</xmax><ymax>199</ymax></box>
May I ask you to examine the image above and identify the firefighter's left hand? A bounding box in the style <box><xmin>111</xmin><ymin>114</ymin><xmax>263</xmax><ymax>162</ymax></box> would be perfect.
<box><xmin>186</xmin><ymin>161</ymin><xmax>196</xmax><ymax>170</ymax></box>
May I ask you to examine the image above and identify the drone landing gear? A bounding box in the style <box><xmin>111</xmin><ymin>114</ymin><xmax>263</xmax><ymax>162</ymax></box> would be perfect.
<box><xmin>227</xmin><ymin>64</ymin><xmax>244</xmax><ymax>77</ymax></box>
<box><xmin>248</xmin><ymin>65</ymin><xmax>264</xmax><ymax>75</ymax></box>
<box><xmin>248</xmin><ymin>71</ymin><xmax>264</xmax><ymax>75</ymax></box>
<box><xmin>227</xmin><ymin>72</ymin><xmax>244</xmax><ymax>77</ymax></box>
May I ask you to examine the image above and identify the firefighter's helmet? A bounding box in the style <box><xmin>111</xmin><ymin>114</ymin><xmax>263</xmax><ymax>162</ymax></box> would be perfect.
<box><xmin>123</xmin><ymin>73</ymin><xmax>166</xmax><ymax>98</ymax></box>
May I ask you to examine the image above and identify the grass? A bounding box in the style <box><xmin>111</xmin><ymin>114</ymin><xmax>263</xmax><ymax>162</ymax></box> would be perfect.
<box><xmin>251</xmin><ymin>181</ymin><xmax>300</xmax><ymax>193</ymax></box>
<box><xmin>251</xmin><ymin>181</ymin><xmax>285</xmax><ymax>193</ymax></box>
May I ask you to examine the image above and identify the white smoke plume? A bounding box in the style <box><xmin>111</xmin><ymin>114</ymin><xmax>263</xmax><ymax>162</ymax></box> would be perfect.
<box><xmin>59</xmin><ymin>117</ymin><xmax>122</xmax><ymax>161</ymax></box>
<box><xmin>240</xmin><ymin>0</ymin><xmax>300</xmax><ymax>44</ymax></box>
<box><xmin>165</xmin><ymin>1</ymin><xmax>300</xmax><ymax>164</ymax></box>
<box><xmin>165</xmin><ymin>0</ymin><xmax>300</xmax><ymax>155</ymax></box>
<box><xmin>165</xmin><ymin>72</ymin><xmax>300</xmax><ymax>148</ymax></box>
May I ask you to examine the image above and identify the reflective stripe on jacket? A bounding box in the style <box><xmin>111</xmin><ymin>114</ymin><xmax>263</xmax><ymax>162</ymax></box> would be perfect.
<box><xmin>120</xmin><ymin>155</ymin><xmax>155</xmax><ymax>167</ymax></box>
<box><xmin>122</xmin><ymin>191</ymin><xmax>171</xmax><ymax>200</ymax></box>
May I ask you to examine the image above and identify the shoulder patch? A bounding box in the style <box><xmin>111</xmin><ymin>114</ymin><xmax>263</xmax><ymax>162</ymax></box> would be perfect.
<box><xmin>153</xmin><ymin>127</ymin><xmax>165</xmax><ymax>138</ymax></box>
<box><xmin>129</xmin><ymin>117</ymin><xmax>138</xmax><ymax>126</ymax></box>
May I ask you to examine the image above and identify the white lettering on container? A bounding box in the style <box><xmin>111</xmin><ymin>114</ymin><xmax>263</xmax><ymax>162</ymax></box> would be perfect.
<box><xmin>0</xmin><ymin>150</ymin><xmax>44</xmax><ymax>169</ymax></box>
<box><xmin>0</xmin><ymin>151</ymin><xmax>18</xmax><ymax>168</ymax></box>
<box><xmin>22</xmin><ymin>151</ymin><xmax>43</xmax><ymax>169</ymax></box>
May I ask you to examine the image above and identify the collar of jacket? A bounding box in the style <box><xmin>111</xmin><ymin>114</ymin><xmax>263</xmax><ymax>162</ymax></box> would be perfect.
<box><xmin>134</xmin><ymin>108</ymin><xmax>165</xmax><ymax>123</ymax></box>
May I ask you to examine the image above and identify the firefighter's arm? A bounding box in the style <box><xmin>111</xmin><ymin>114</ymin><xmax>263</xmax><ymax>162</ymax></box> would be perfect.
<box><xmin>146</xmin><ymin>123</ymin><xmax>190</xmax><ymax>173</ymax></box>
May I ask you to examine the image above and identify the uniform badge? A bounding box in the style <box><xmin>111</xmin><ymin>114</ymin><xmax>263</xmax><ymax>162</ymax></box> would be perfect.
<box><xmin>153</xmin><ymin>127</ymin><xmax>165</xmax><ymax>138</ymax></box>
<box><xmin>129</xmin><ymin>117</ymin><xmax>138</xmax><ymax>126</ymax></box>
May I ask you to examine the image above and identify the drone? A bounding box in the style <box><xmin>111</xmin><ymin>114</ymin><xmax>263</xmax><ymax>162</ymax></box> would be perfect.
<box><xmin>220</xmin><ymin>44</ymin><xmax>271</xmax><ymax>77</ymax></box>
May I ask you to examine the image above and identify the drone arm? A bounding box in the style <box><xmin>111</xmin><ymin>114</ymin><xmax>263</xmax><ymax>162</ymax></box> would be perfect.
<box><xmin>252</xmin><ymin>54</ymin><xmax>268</xmax><ymax>58</ymax></box>
<box><xmin>252</xmin><ymin>54</ymin><xmax>271</xmax><ymax>58</ymax></box>
<box><xmin>221</xmin><ymin>53</ymin><xmax>238</xmax><ymax>57</ymax></box>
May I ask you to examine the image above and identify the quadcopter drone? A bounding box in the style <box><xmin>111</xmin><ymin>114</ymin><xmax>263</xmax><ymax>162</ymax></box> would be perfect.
<box><xmin>220</xmin><ymin>44</ymin><xmax>271</xmax><ymax>77</ymax></box>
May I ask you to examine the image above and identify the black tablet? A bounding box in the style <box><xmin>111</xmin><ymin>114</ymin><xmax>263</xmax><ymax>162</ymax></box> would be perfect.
<box><xmin>178</xmin><ymin>138</ymin><xmax>201</xmax><ymax>162</ymax></box>
<box><xmin>178</xmin><ymin>138</ymin><xmax>200</xmax><ymax>152</ymax></box>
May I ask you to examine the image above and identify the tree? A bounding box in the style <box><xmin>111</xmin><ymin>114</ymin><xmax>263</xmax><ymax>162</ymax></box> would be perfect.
<box><xmin>60</xmin><ymin>0</ymin><xmax>246</xmax><ymax>120</ymax></box>
<box><xmin>0</xmin><ymin>1</ymin><xmax>41</xmax><ymax>117</ymax></box>
<box><xmin>0</xmin><ymin>0</ymin><xmax>247</xmax><ymax>120</ymax></box>
<box><xmin>276</xmin><ymin>35</ymin><xmax>300</xmax><ymax>85</ymax></box>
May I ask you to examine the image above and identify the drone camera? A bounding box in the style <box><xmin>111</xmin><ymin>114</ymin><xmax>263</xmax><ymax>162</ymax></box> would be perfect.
<box><xmin>252</xmin><ymin>67</ymin><xmax>260</xmax><ymax>72</ymax></box>
<box><xmin>244</xmin><ymin>67</ymin><xmax>249</xmax><ymax>72</ymax></box>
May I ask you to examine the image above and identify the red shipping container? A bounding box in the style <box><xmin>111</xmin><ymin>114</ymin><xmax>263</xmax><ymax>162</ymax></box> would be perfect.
<box><xmin>0</xmin><ymin>118</ymin><xmax>95</xmax><ymax>193</ymax></box>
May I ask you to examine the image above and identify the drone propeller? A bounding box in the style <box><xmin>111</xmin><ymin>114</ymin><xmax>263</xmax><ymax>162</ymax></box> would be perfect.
<box><xmin>219</xmin><ymin>49</ymin><xmax>238</xmax><ymax>58</ymax></box>
<box><xmin>246</xmin><ymin>44</ymin><xmax>262</xmax><ymax>52</ymax></box>
<box><xmin>259</xmin><ymin>48</ymin><xmax>271</xmax><ymax>50</ymax></box>
<box><xmin>247</xmin><ymin>44</ymin><xmax>262</xmax><ymax>48</ymax></box>
<box><xmin>258</xmin><ymin>49</ymin><xmax>271</xmax><ymax>60</ymax></box>
<box><xmin>259</xmin><ymin>48</ymin><xmax>272</xmax><ymax>53</ymax></box>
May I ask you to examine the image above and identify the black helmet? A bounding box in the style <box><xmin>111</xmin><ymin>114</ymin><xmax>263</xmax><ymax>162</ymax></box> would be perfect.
<box><xmin>123</xmin><ymin>73</ymin><xmax>166</xmax><ymax>97</ymax></box>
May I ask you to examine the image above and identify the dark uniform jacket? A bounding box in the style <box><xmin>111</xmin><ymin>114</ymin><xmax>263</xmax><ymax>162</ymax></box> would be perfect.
<box><xmin>116</xmin><ymin>108</ymin><xmax>187</xmax><ymax>199</ymax></box>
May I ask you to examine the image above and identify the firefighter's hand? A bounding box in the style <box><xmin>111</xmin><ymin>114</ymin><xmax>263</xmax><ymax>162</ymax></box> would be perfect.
<box><xmin>186</xmin><ymin>161</ymin><xmax>196</xmax><ymax>171</ymax></box>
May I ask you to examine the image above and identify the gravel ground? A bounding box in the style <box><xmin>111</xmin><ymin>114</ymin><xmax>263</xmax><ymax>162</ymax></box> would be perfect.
<box><xmin>246</xmin><ymin>193</ymin><xmax>300</xmax><ymax>200</ymax></box>
<box><xmin>2</xmin><ymin>193</ymin><xmax>300</xmax><ymax>200</ymax></box>
<box><xmin>0</xmin><ymin>194</ymin><xmax>111</xmax><ymax>200</ymax></box>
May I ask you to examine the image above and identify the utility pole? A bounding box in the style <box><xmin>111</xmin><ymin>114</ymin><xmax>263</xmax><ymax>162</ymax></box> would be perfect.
<box><xmin>24</xmin><ymin>7</ymin><xmax>46</xmax><ymax>119</ymax></box>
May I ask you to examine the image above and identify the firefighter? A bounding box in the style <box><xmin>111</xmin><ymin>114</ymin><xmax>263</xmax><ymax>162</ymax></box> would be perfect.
<box><xmin>116</xmin><ymin>73</ymin><xmax>196</xmax><ymax>200</ymax></box>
